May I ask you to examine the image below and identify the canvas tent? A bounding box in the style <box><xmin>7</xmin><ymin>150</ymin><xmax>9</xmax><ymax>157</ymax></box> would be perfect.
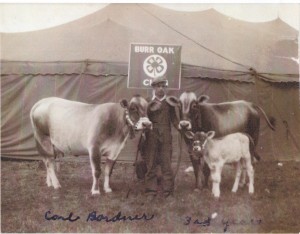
<box><xmin>1</xmin><ymin>4</ymin><xmax>299</xmax><ymax>162</ymax></box>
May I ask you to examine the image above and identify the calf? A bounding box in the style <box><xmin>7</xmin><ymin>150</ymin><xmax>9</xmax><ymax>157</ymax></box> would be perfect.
<box><xmin>185</xmin><ymin>131</ymin><xmax>255</xmax><ymax>198</ymax></box>
<box><xmin>30</xmin><ymin>95</ymin><xmax>152</xmax><ymax>195</ymax></box>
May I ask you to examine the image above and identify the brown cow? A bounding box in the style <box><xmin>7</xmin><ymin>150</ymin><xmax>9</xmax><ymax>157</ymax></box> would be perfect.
<box><xmin>168</xmin><ymin>92</ymin><xmax>275</xmax><ymax>190</ymax></box>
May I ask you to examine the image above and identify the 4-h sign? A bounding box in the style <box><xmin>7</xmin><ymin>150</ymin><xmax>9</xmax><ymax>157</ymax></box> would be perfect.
<box><xmin>128</xmin><ymin>43</ymin><xmax>182</xmax><ymax>90</ymax></box>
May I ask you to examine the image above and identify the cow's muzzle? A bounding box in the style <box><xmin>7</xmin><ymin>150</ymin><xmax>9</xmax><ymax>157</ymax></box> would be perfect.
<box><xmin>179</xmin><ymin>120</ymin><xmax>192</xmax><ymax>130</ymax></box>
<box><xmin>193</xmin><ymin>146</ymin><xmax>201</xmax><ymax>152</ymax></box>
<box><xmin>135</xmin><ymin>117</ymin><xmax>153</xmax><ymax>130</ymax></box>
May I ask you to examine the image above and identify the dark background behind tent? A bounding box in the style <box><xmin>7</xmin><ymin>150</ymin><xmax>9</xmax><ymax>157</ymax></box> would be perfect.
<box><xmin>1</xmin><ymin>4</ymin><xmax>299</xmax><ymax>162</ymax></box>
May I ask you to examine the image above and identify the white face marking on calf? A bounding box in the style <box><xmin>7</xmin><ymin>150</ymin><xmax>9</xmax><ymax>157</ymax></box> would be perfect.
<box><xmin>191</xmin><ymin>132</ymin><xmax>212</xmax><ymax>152</ymax></box>
<box><xmin>192</xmin><ymin>140</ymin><xmax>201</xmax><ymax>152</ymax></box>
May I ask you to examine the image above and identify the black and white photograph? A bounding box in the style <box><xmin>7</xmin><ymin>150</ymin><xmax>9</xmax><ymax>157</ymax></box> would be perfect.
<box><xmin>1</xmin><ymin>2</ymin><xmax>299</xmax><ymax>233</ymax></box>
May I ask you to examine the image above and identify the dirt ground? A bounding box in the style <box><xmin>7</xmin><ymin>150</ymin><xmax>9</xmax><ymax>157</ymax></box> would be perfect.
<box><xmin>1</xmin><ymin>158</ymin><xmax>300</xmax><ymax>233</ymax></box>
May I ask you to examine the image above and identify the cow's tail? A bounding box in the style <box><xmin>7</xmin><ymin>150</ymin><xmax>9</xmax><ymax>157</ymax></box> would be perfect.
<box><xmin>30</xmin><ymin>104</ymin><xmax>53</xmax><ymax>156</ymax></box>
<box><xmin>253</xmin><ymin>105</ymin><xmax>276</xmax><ymax>131</ymax></box>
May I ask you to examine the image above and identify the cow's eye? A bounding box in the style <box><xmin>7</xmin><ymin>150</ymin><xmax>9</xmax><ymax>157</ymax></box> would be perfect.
<box><xmin>130</xmin><ymin>106</ymin><xmax>138</xmax><ymax>112</ymax></box>
<box><xmin>191</xmin><ymin>103</ymin><xmax>197</xmax><ymax>110</ymax></box>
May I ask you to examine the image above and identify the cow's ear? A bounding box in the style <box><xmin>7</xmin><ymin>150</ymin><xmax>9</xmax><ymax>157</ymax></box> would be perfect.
<box><xmin>148</xmin><ymin>100</ymin><xmax>162</xmax><ymax>112</ymax></box>
<box><xmin>207</xmin><ymin>131</ymin><xmax>215</xmax><ymax>139</ymax></box>
<box><xmin>120</xmin><ymin>99</ymin><xmax>129</xmax><ymax>108</ymax></box>
<box><xmin>197</xmin><ymin>95</ymin><xmax>210</xmax><ymax>103</ymax></box>
<box><xmin>166</xmin><ymin>96</ymin><xmax>179</xmax><ymax>107</ymax></box>
<box><xmin>185</xmin><ymin>131</ymin><xmax>194</xmax><ymax>139</ymax></box>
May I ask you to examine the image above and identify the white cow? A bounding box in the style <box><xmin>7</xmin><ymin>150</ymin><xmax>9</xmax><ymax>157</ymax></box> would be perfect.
<box><xmin>30</xmin><ymin>95</ymin><xmax>152</xmax><ymax>195</ymax></box>
<box><xmin>185</xmin><ymin>131</ymin><xmax>255</xmax><ymax>198</ymax></box>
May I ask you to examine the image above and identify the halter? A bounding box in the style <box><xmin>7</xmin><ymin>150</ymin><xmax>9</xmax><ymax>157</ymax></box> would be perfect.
<box><xmin>124</xmin><ymin>108</ymin><xmax>136</xmax><ymax>139</ymax></box>
<box><xmin>201</xmin><ymin>139</ymin><xmax>208</xmax><ymax>151</ymax></box>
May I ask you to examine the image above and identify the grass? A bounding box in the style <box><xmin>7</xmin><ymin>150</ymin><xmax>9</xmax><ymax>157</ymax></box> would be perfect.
<box><xmin>1</xmin><ymin>158</ymin><xmax>300</xmax><ymax>233</ymax></box>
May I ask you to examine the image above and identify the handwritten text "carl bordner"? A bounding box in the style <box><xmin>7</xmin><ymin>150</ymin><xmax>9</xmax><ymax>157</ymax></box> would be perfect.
<box><xmin>45</xmin><ymin>210</ymin><xmax>155</xmax><ymax>223</ymax></box>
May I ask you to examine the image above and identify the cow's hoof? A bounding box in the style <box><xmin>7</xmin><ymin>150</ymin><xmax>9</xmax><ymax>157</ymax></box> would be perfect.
<box><xmin>212</xmin><ymin>191</ymin><xmax>220</xmax><ymax>198</ymax></box>
<box><xmin>53</xmin><ymin>184</ymin><xmax>62</xmax><ymax>189</ymax></box>
<box><xmin>184</xmin><ymin>166</ymin><xmax>194</xmax><ymax>173</ymax></box>
<box><xmin>104</xmin><ymin>188</ymin><xmax>112</xmax><ymax>193</ymax></box>
<box><xmin>91</xmin><ymin>190</ymin><xmax>100</xmax><ymax>195</ymax></box>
